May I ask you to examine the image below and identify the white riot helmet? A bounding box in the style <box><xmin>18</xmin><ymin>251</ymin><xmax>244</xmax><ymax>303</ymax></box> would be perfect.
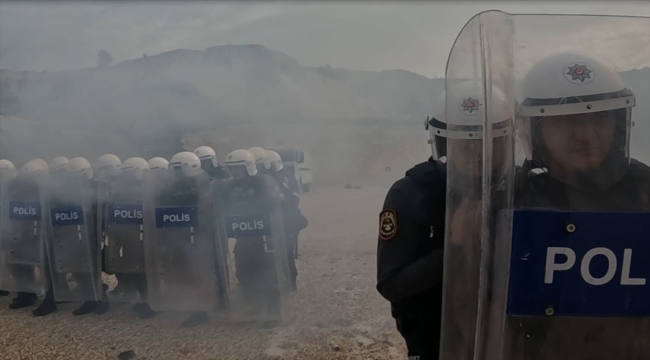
<box><xmin>66</xmin><ymin>157</ymin><xmax>93</xmax><ymax>179</ymax></box>
<box><xmin>225</xmin><ymin>149</ymin><xmax>257</xmax><ymax>178</ymax></box>
<box><xmin>121</xmin><ymin>157</ymin><xmax>150</xmax><ymax>181</ymax></box>
<box><xmin>169</xmin><ymin>151</ymin><xmax>202</xmax><ymax>177</ymax></box>
<box><xmin>517</xmin><ymin>52</ymin><xmax>635</xmax><ymax>190</ymax></box>
<box><xmin>148</xmin><ymin>157</ymin><xmax>169</xmax><ymax>170</ymax></box>
<box><xmin>427</xmin><ymin>82</ymin><xmax>512</xmax><ymax>155</ymax></box>
<box><xmin>49</xmin><ymin>156</ymin><xmax>69</xmax><ymax>173</ymax></box>
<box><xmin>247</xmin><ymin>147</ymin><xmax>267</xmax><ymax>165</ymax></box>
<box><xmin>194</xmin><ymin>146</ymin><xmax>219</xmax><ymax>168</ymax></box>
<box><xmin>21</xmin><ymin>159</ymin><xmax>49</xmax><ymax>178</ymax></box>
<box><xmin>0</xmin><ymin>159</ymin><xmax>16</xmax><ymax>176</ymax></box>
<box><xmin>94</xmin><ymin>154</ymin><xmax>121</xmax><ymax>178</ymax></box>
<box><xmin>265</xmin><ymin>150</ymin><xmax>284</xmax><ymax>171</ymax></box>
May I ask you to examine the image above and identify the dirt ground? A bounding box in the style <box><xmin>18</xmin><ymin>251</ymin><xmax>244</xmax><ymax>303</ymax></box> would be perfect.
<box><xmin>0</xmin><ymin>186</ymin><xmax>406</xmax><ymax>360</ymax></box>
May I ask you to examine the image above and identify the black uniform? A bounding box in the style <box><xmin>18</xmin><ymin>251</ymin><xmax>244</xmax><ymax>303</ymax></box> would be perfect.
<box><xmin>60</xmin><ymin>177</ymin><xmax>110</xmax><ymax>316</ymax></box>
<box><xmin>280</xmin><ymin>166</ymin><xmax>301</xmax><ymax>195</ymax></box>
<box><xmin>376</xmin><ymin>158</ymin><xmax>446</xmax><ymax>359</ymax></box>
<box><xmin>509</xmin><ymin>158</ymin><xmax>650</xmax><ymax>360</ymax></box>
<box><xmin>201</xmin><ymin>161</ymin><xmax>231</xmax><ymax>180</ymax></box>
<box><xmin>218</xmin><ymin>174</ymin><xmax>284</xmax><ymax>321</ymax></box>
<box><xmin>200</xmin><ymin>161</ymin><xmax>231</xmax><ymax>309</ymax></box>
<box><xmin>260</xmin><ymin>168</ymin><xmax>307</xmax><ymax>289</ymax></box>
<box><xmin>6</xmin><ymin>178</ymin><xmax>44</xmax><ymax>310</ymax></box>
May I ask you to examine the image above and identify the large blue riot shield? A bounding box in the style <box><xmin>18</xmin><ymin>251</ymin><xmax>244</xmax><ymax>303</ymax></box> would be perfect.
<box><xmin>0</xmin><ymin>174</ymin><xmax>49</xmax><ymax>295</ymax></box>
<box><xmin>142</xmin><ymin>169</ymin><xmax>224</xmax><ymax>312</ymax></box>
<box><xmin>440</xmin><ymin>11</ymin><xmax>650</xmax><ymax>360</ymax></box>
<box><xmin>100</xmin><ymin>172</ymin><xmax>147</xmax><ymax>303</ymax></box>
<box><xmin>44</xmin><ymin>172</ymin><xmax>103</xmax><ymax>302</ymax></box>
<box><xmin>214</xmin><ymin>174</ymin><xmax>293</xmax><ymax>322</ymax></box>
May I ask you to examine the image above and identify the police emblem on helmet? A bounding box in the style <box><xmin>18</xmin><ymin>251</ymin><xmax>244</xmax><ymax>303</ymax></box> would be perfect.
<box><xmin>564</xmin><ymin>63</ymin><xmax>595</xmax><ymax>84</ymax></box>
<box><xmin>461</xmin><ymin>97</ymin><xmax>480</xmax><ymax>115</ymax></box>
<box><xmin>379</xmin><ymin>209</ymin><xmax>397</xmax><ymax>240</ymax></box>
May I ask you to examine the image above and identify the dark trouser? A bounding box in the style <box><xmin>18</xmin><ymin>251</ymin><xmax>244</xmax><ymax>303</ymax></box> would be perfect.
<box><xmin>396</xmin><ymin>312</ymin><xmax>441</xmax><ymax>360</ymax></box>
<box><xmin>213</xmin><ymin>241</ymin><xmax>230</xmax><ymax>307</ymax></box>
<box><xmin>235</xmin><ymin>241</ymin><xmax>281</xmax><ymax>316</ymax></box>
<box><xmin>286</xmin><ymin>233</ymin><xmax>298</xmax><ymax>286</ymax></box>
<box><xmin>402</xmin><ymin>330</ymin><xmax>440</xmax><ymax>360</ymax></box>
<box><xmin>114</xmin><ymin>272</ymin><xmax>148</xmax><ymax>298</ymax></box>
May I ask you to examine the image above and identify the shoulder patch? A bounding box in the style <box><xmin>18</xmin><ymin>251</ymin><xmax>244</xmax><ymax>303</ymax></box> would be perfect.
<box><xmin>379</xmin><ymin>209</ymin><xmax>397</xmax><ymax>240</ymax></box>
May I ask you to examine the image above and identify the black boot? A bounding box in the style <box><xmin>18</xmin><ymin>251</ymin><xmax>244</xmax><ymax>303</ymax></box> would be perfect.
<box><xmin>0</xmin><ymin>289</ymin><xmax>10</xmax><ymax>297</ymax></box>
<box><xmin>181</xmin><ymin>311</ymin><xmax>209</xmax><ymax>327</ymax></box>
<box><xmin>72</xmin><ymin>301</ymin><xmax>98</xmax><ymax>316</ymax></box>
<box><xmin>9</xmin><ymin>292</ymin><xmax>37</xmax><ymax>309</ymax></box>
<box><xmin>94</xmin><ymin>300</ymin><xmax>110</xmax><ymax>315</ymax></box>
<box><xmin>33</xmin><ymin>288</ymin><xmax>58</xmax><ymax>317</ymax></box>
<box><xmin>33</xmin><ymin>299</ymin><xmax>58</xmax><ymax>316</ymax></box>
<box><xmin>133</xmin><ymin>303</ymin><xmax>158</xmax><ymax>319</ymax></box>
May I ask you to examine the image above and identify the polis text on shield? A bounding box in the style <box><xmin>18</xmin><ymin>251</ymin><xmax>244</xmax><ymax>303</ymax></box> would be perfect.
<box><xmin>9</xmin><ymin>201</ymin><xmax>41</xmax><ymax>220</ymax></box>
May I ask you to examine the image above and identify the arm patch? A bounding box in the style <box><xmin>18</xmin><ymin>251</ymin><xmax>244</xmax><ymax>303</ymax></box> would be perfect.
<box><xmin>379</xmin><ymin>209</ymin><xmax>398</xmax><ymax>240</ymax></box>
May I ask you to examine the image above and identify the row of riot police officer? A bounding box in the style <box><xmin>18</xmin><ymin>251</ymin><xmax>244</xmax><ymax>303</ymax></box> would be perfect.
<box><xmin>0</xmin><ymin>145</ymin><xmax>307</xmax><ymax>327</ymax></box>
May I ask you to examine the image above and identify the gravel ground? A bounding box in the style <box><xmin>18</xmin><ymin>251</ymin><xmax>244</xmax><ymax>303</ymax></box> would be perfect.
<box><xmin>0</xmin><ymin>186</ymin><xmax>406</xmax><ymax>360</ymax></box>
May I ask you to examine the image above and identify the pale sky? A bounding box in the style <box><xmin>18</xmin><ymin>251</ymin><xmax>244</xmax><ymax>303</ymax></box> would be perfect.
<box><xmin>1</xmin><ymin>1</ymin><xmax>648</xmax><ymax>77</ymax></box>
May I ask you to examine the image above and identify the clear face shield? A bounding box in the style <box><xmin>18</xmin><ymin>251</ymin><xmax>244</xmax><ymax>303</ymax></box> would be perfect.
<box><xmin>227</xmin><ymin>165</ymin><xmax>250</xmax><ymax>179</ymax></box>
<box><xmin>521</xmin><ymin>90</ymin><xmax>633</xmax><ymax>192</ymax></box>
<box><xmin>446</xmin><ymin>120</ymin><xmax>513</xmax><ymax>180</ymax></box>
<box><xmin>427</xmin><ymin>116</ymin><xmax>448</xmax><ymax>162</ymax></box>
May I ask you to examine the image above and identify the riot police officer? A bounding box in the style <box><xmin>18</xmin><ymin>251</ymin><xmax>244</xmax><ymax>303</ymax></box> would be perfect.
<box><xmin>262</xmin><ymin>150</ymin><xmax>306</xmax><ymax>290</ymax></box>
<box><xmin>376</xmin><ymin>90</ymin><xmax>447</xmax><ymax>360</ymax></box>
<box><xmin>0</xmin><ymin>160</ymin><xmax>17</xmax><ymax>298</ymax></box>
<box><xmin>191</xmin><ymin>147</ymin><xmax>231</xmax><ymax>323</ymax></box>
<box><xmin>4</xmin><ymin>159</ymin><xmax>50</xmax><ymax>310</ymax></box>
<box><xmin>106</xmin><ymin>157</ymin><xmax>158</xmax><ymax>319</ymax></box>
<box><xmin>222</xmin><ymin>149</ymin><xmax>288</xmax><ymax>327</ymax></box>
<box><xmin>512</xmin><ymin>52</ymin><xmax>650</xmax><ymax>359</ymax></box>
<box><xmin>378</xmin><ymin>81</ymin><xmax>513</xmax><ymax>359</ymax></box>
<box><xmin>63</xmin><ymin>157</ymin><xmax>110</xmax><ymax>316</ymax></box>
<box><xmin>32</xmin><ymin>157</ymin><xmax>74</xmax><ymax>316</ymax></box>
<box><xmin>194</xmin><ymin>146</ymin><xmax>230</xmax><ymax>179</ymax></box>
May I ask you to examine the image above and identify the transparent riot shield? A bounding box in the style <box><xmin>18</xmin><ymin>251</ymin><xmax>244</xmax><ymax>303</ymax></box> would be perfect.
<box><xmin>44</xmin><ymin>172</ymin><xmax>103</xmax><ymax>302</ymax></box>
<box><xmin>142</xmin><ymin>170</ymin><xmax>221</xmax><ymax>312</ymax></box>
<box><xmin>441</xmin><ymin>11</ymin><xmax>650</xmax><ymax>360</ymax></box>
<box><xmin>0</xmin><ymin>175</ymin><xmax>49</xmax><ymax>295</ymax></box>
<box><xmin>214</xmin><ymin>174</ymin><xmax>293</xmax><ymax>323</ymax></box>
<box><xmin>100</xmin><ymin>173</ymin><xmax>147</xmax><ymax>303</ymax></box>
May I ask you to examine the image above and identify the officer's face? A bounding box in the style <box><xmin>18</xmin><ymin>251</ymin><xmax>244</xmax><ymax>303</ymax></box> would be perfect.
<box><xmin>448</xmin><ymin>137</ymin><xmax>510</xmax><ymax>177</ymax></box>
<box><xmin>228</xmin><ymin>165</ymin><xmax>250</xmax><ymax>179</ymax></box>
<box><xmin>541</xmin><ymin>111</ymin><xmax>616</xmax><ymax>173</ymax></box>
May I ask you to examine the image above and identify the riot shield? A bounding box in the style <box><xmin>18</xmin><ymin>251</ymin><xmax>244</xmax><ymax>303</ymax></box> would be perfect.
<box><xmin>441</xmin><ymin>11</ymin><xmax>650</xmax><ymax>360</ymax></box>
<box><xmin>142</xmin><ymin>170</ymin><xmax>221</xmax><ymax>312</ymax></box>
<box><xmin>44</xmin><ymin>172</ymin><xmax>103</xmax><ymax>302</ymax></box>
<box><xmin>214</xmin><ymin>174</ymin><xmax>293</xmax><ymax>322</ymax></box>
<box><xmin>0</xmin><ymin>175</ymin><xmax>49</xmax><ymax>295</ymax></box>
<box><xmin>101</xmin><ymin>173</ymin><xmax>147</xmax><ymax>302</ymax></box>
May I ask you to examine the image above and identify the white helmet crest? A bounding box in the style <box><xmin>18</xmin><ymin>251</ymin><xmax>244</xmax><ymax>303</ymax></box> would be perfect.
<box><xmin>264</xmin><ymin>150</ymin><xmax>284</xmax><ymax>172</ymax></box>
<box><xmin>225</xmin><ymin>149</ymin><xmax>257</xmax><ymax>176</ymax></box>
<box><xmin>121</xmin><ymin>157</ymin><xmax>150</xmax><ymax>181</ymax></box>
<box><xmin>94</xmin><ymin>154</ymin><xmax>121</xmax><ymax>178</ymax></box>
<box><xmin>66</xmin><ymin>157</ymin><xmax>93</xmax><ymax>179</ymax></box>
<box><xmin>21</xmin><ymin>159</ymin><xmax>49</xmax><ymax>178</ymax></box>
<box><xmin>49</xmin><ymin>156</ymin><xmax>69</xmax><ymax>173</ymax></box>
<box><xmin>148</xmin><ymin>157</ymin><xmax>169</xmax><ymax>170</ymax></box>
<box><xmin>247</xmin><ymin>147</ymin><xmax>267</xmax><ymax>165</ymax></box>
<box><xmin>194</xmin><ymin>146</ymin><xmax>219</xmax><ymax>167</ymax></box>
<box><xmin>170</xmin><ymin>152</ymin><xmax>202</xmax><ymax>177</ymax></box>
